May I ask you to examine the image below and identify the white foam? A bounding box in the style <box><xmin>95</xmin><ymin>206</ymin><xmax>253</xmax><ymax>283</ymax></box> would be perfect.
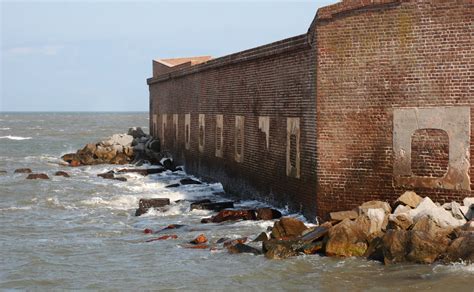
<box><xmin>0</xmin><ymin>206</ymin><xmax>32</xmax><ymax>211</ymax></box>
<box><xmin>80</xmin><ymin>195</ymin><xmax>139</xmax><ymax>210</ymax></box>
<box><xmin>0</xmin><ymin>135</ymin><xmax>32</xmax><ymax>140</ymax></box>
<box><xmin>0</xmin><ymin>128</ymin><xmax>10</xmax><ymax>130</ymax></box>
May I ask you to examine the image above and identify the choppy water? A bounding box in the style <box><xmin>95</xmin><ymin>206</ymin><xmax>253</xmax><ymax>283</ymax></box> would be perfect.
<box><xmin>0</xmin><ymin>112</ymin><xmax>473</xmax><ymax>291</ymax></box>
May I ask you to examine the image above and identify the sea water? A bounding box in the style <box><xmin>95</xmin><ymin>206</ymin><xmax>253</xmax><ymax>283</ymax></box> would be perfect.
<box><xmin>0</xmin><ymin>112</ymin><xmax>472</xmax><ymax>291</ymax></box>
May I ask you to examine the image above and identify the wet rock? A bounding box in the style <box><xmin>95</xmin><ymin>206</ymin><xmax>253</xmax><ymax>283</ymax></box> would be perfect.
<box><xmin>301</xmin><ymin>241</ymin><xmax>324</xmax><ymax>255</ymax></box>
<box><xmin>255</xmin><ymin>208</ymin><xmax>282</xmax><ymax>220</ymax></box>
<box><xmin>54</xmin><ymin>171</ymin><xmax>70</xmax><ymax>177</ymax></box>
<box><xmin>227</xmin><ymin>243</ymin><xmax>262</xmax><ymax>255</ymax></box>
<box><xmin>216</xmin><ymin>237</ymin><xmax>231</xmax><ymax>244</ymax></box>
<box><xmin>443</xmin><ymin>233</ymin><xmax>474</xmax><ymax>264</ymax></box>
<box><xmin>190</xmin><ymin>200</ymin><xmax>234</xmax><ymax>212</ymax></box>
<box><xmin>387</xmin><ymin>213</ymin><xmax>413</xmax><ymax>230</ymax></box>
<box><xmin>180</xmin><ymin>178</ymin><xmax>202</xmax><ymax>185</ymax></box>
<box><xmin>70</xmin><ymin>160</ymin><xmax>81</xmax><ymax>167</ymax></box>
<box><xmin>406</xmin><ymin>230</ymin><xmax>450</xmax><ymax>264</ymax></box>
<box><xmin>262</xmin><ymin>239</ymin><xmax>303</xmax><ymax>259</ymax></box>
<box><xmin>382</xmin><ymin>229</ymin><xmax>409</xmax><ymax>265</ymax></box>
<box><xmin>143</xmin><ymin>228</ymin><xmax>153</xmax><ymax>234</ymax></box>
<box><xmin>26</xmin><ymin>173</ymin><xmax>49</xmax><ymax>180</ymax></box>
<box><xmin>325</xmin><ymin>219</ymin><xmax>368</xmax><ymax>257</ymax></box>
<box><xmin>148</xmin><ymin>140</ymin><xmax>161</xmax><ymax>153</ymax></box>
<box><xmin>299</xmin><ymin>224</ymin><xmax>331</xmax><ymax>243</ymax></box>
<box><xmin>156</xmin><ymin>224</ymin><xmax>186</xmax><ymax>233</ymax></box>
<box><xmin>128</xmin><ymin>127</ymin><xmax>146</xmax><ymax>139</ymax></box>
<box><xmin>364</xmin><ymin>235</ymin><xmax>384</xmax><ymax>262</ymax></box>
<box><xmin>14</xmin><ymin>168</ymin><xmax>32</xmax><ymax>174</ymax></box>
<box><xmin>223</xmin><ymin>237</ymin><xmax>248</xmax><ymax>248</ymax></box>
<box><xmin>146</xmin><ymin>235</ymin><xmax>178</xmax><ymax>242</ymax></box>
<box><xmin>253</xmin><ymin>232</ymin><xmax>269</xmax><ymax>242</ymax></box>
<box><xmin>135</xmin><ymin>198</ymin><xmax>171</xmax><ymax>216</ymax></box>
<box><xmin>204</xmin><ymin>209</ymin><xmax>257</xmax><ymax>223</ymax></box>
<box><xmin>190</xmin><ymin>234</ymin><xmax>208</xmax><ymax>244</ymax></box>
<box><xmin>329</xmin><ymin>210</ymin><xmax>358</xmax><ymax>222</ymax></box>
<box><xmin>165</xmin><ymin>183</ymin><xmax>180</xmax><ymax>188</ymax></box>
<box><xmin>359</xmin><ymin>201</ymin><xmax>392</xmax><ymax>215</ymax></box>
<box><xmin>271</xmin><ymin>217</ymin><xmax>308</xmax><ymax>240</ymax></box>
<box><xmin>395</xmin><ymin>191</ymin><xmax>423</xmax><ymax>208</ymax></box>
<box><xmin>182</xmin><ymin>244</ymin><xmax>209</xmax><ymax>249</ymax></box>
<box><xmin>161</xmin><ymin>158</ymin><xmax>175</xmax><ymax>170</ymax></box>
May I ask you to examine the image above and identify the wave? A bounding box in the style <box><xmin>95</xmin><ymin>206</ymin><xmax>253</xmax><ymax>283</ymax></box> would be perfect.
<box><xmin>0</xmin><ymin>135</ymin><xmax>32</xmax><ymax>140</ymax></box>
<box><xmin>0</xmin><ymin>128</ymin><xmax>10</xmax><ymax>130</ymax></box>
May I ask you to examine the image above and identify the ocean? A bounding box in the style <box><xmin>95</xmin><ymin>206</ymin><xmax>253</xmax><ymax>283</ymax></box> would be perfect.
<box><xmin>0</xmin><ymin>112</ymin><xmax>472</xmax><ymax>290</ymax></box>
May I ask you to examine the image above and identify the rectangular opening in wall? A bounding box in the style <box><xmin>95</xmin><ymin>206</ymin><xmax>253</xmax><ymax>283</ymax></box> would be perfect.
<box><xmin>235</xmin><ymin>116</ymin><xmax>244</xmax><ymax>163</ymax></box>
<box><xmin>258</xmin><ymin>116</ymin><xmax>270</xmax><ymax>150</ymax></box>
<box><xmin>199</xmin><ymin>114</ymin><xmax>205</xmax><ymax>153</ymax></box>
<box><xmin>215</xmin><ymin>114</ymin><xmax>223</xmax><ymax>158</ymax></box>
<box><xmin>286</xmin><ymin>117</ymin><xmax>300</xmax><ymax>178</ymax></box>
<box><xmin>152</xmin><ymin>114</ymin><xmax>157</xmax><ymax>137</ymax></box>
<box><xmin>161</xmin><ymin>114</ymin><xmax>167</xmax><ymax>147</ymax></box>
<box><xmin>173</xmin><ymin>114</ymin><xmax>178</xmax><ymax>146</ymax></box>
<box><xmin>185</xmin><ymin>114</ymin><xmax>190</xmax><ymax>150</ymax></box>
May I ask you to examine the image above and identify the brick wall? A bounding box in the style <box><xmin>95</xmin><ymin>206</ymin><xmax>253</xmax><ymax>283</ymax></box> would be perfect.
<box><xmin>314</xmin><ymin>0</ymin><xmax>473</xmax><ymax>218</ymax></box>
<box><xmin>148</xmin><ymin>35</ymin><xmax>318</xmax><ymax>218</ymax></box>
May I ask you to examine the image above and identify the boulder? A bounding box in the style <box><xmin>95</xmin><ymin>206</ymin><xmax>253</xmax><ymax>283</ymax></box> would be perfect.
<box><xmin>271</xmin><ymin>217</ymin><xmax>308</xmax><ymax>239</ymax></box>
<box><xmin>409</xmin><ymin>197</ymin><xmax>466</xmax><ymax>228</ymax></box>
<box><xmin>227</xmin><ymin>243</ymin><xmax>262</xmax><ymax>255</ymax></box>
<box><xmin>165</xmin><ymin>183</ymin><xmax>180</xmax><ymax>188</ymax></box>
<box><xmin>255</xmin><ymin>208</ymin><xmax>282</xmax><ymax>220</ymax></box>
<box><xmin>110</xmin><ymin>153</ymin><xmax>130</xmax><ymax>165</ymax></box>
<box><xmin>204</xmin><ymin>209</ymin><xmax>256</xmax><ymax>223</ymax></box>
<box><xmin>54</xmin><ymin>171</ymin><xmax>70</xmax><ymax>177</ymax></box>
<box><xmin>382</xmin><ymin>229</ymin><xmax>409</xmax><ymax>265</ymax></box>
<box><xmin>364</xmin><ymin>235</ymin><xmax>384</xmax><ymax>262</ymax></box>
<box><xmin>395</xmin><ymin>191</ymin><xmax>423</xmax><ymax>208</ymax></box>
<box><xmin>61</xmin><ymin>153</ymin><xmax>78</xmax><ymax>163</ymax></box>
<box><xmin>190</xmin><ymin>200</ymin><xmax>234</xmax><ymax>212</ymax></box>
<box><xmin>135</xmin><ymin>198</ymin><xmax>171</xmax><ymax>216</ymax></box>
<box><xmin>325</xmin><ymin>219</ymin><xmax>368</xmax><ymax>257</ymax></box>
<box><xmin>148</xmin><ymin>140</ymin><xmax>161</xmax><ymax>152</ymax></box>
<box><xmin>443</xmin><ymin>233</ymin><xmax>474</xmax><ymax>264</ymax></box>
<box><xmin>463</xmin><ymin>197</ymin><xmax>474</xmax><ymax>208</ymax></box>
<box><xmin>128</xmin><ymin>127</ymin><xmax>146</xmax><ymax>139</ymax></box>
<box><xmin>26</xmin><ymin>173</ymin><xmax>49</xmax><ymax>180</ymax></box>
<box><xmin>300</xmin><ymin>223</ymin><xmax>331</xmax><ymax>242</ymax></box>
<box><xmin>393</xmin><ymin>205</ymin><xmax>411</xmax><ymax>215</ymax></box>
<box><xmin>329</xmin><ymin>210</ymin><xmax>358</xmax><ymax>222</ymax></box>
<box><xmin>190</xmin><ymin>234</ymin><xmax>208</xmax><ymax>244</ymax></box>
<box><xmin>97</xmin><ymin>172</ymin><xmax>115</xmax><ymax>179</ymax></box>
<box><xmin>301</xmin><ymin>241</ymin><xmax>324</xmax><ymax>255</ymax></box>
<box><xmin>263</xmin><ymin>239</ymin><xmax>303</xmax><ymax>259</ymax></box>
<box><xmin>406</xmin><ymin>230</ymin><xmax>450</xmax><ymax>264</ymax></box>
<box><xmin>123</xmin><ymin>146</ymin><xmax>134</xmax><ymax>157</ymax></box>
<box><xmin>253</xmin><ymin>232</ymin><xmax>269</xmax><ymax>242</ymax></box>
<box><xmin>359</xmin><ymin>200</ymin><xmax>391</xmax><ymax>215</ymax></box>
<box><xmin>103</xmin><ymin>134</ymin><xmax>133</xmax><ymax>147</ymax></box>
<box><xmin>387</xmin><ymin>213</ymin><xmax>413</xmax><ymax>230</ymax></box>
<box><xmin>14</xmin><ymin>168</ymin><xmax>32</xmax><ymax>174</ymax></box>
<box><xmin>355</xmin><ymin>208</ymin><xmax>387</xmax><ymax>236</ymax></box>
<box><xmin>447</xmin><ymin>201</ymin><xmax>465</xmax><ymax>220</ymax></box>
<box><xmin>180</xmin><ymin>178</ymin><xmax>202</xmax><ymax>185</ymax></box>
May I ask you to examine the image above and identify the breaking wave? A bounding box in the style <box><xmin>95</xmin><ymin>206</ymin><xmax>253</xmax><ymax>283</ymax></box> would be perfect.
<box><xmin>0</xmin><ymin>135</ymin><xmax>32</xmax><ymax>140</ymax></box>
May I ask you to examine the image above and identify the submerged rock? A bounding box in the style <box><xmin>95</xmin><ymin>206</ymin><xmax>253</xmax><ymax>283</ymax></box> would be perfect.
<box><xmin>146</xmin><ymin>235</ymin><xmax>178</xmax><ymax>242</ymax></box>
<box><xmin>54</xmin><ymin>171</ymin><xmax>70</xmax><ymax>177</ymax></box>
<box><xmin>227</xmin><ymin>243</ymin><xmax>262</xmax><ymax>255</ymax></box>
<box><xmin>180</xmin><ymin>178</ymin><xmax>202</xmax><ymax>185</ymax></box>
<box><xmin>204</xmin><ymin>209</ymin><xmax>256</xmax><ymax>223</ymax></box>
<box><xmin>135</xmin><ymin>198</ymin><xmax>171</xmax><ymax>216</ymax></box>
<box><xmin>26</xmin><ymin>173</ymin><xmax>49</xmax><ymax>180</ymax></box>
<box><xmin>14</xmin><ymin>168</ymin><xmax>32</xmax><ymax>174</ymax></box>
<box><xmin>263</xmin><ymin>239</ymin><xmax>303</xmax><ymax>259</ymax></box>
<box><xmin>190</xmin><ymin>200</ymin><xmax>234</xmax><ymax>212</ymax></box>
<box><xmin>223</xmin><ymin>237</ymin><xmax>248</xmax><ymax>248</ymax></box>
<box><xmin>190</xmin><ymin>234</ymin><xmax>208</xmax><ymax>245</ymax></box>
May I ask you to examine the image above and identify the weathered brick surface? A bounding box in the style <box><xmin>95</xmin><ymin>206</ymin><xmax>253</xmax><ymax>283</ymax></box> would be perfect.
<box><xmin>315</xmin><ymin>0</ymin><xmax>473</xmax><ymax>218</ymax></box>
<box><xmin>149</xmin><ymin>0</ymin><xmax>473</xmax><ymax>220</ymax></box>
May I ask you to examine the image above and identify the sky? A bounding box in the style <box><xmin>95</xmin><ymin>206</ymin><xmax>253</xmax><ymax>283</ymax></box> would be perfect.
<box><xmin>0</xmin><ymin>0</ymin><xmax>338</xmax><ymax>112</ymax></box>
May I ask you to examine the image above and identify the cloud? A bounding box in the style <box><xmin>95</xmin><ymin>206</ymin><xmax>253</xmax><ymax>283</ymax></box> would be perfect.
<box><xmin>4</xmin><ymin>45</ymin><xmax>64</xmax><ymax>56</ymax></box>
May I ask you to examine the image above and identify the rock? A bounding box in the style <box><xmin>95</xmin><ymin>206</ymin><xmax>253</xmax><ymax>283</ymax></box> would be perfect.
<box><xmin>94</xmin><ymin>146</ymin><xmax>117</xmax><ymax>161</ymax></box>
<box><xmin>148</xmin><ymin>140</ymin><xmax>161</xmax><ymax>152</ymax></box>
<box><xmin>359</xmin><ymin>201</ymin><xmax>391</xmax><ymax>215</ymax></box>
<box><xmin>104</xmin><ymin>134</ymin><xmax>133</xmax><ymax>147</ymax></box>
<box><xmin>300</xmin><ymin>224</ymin><xmax>331</xmax><ymax>243</ymax></box>
<box><xmin>146</xmin><ymin>235</ymin><xmax>178</xmax><ymax>242</ymax></box>
<box><xmin>113</xmin><ymin>177</ymin><xmax>127</xmax><ymax>182</ymax></box>
<box><xmin>181</xmin><ymin>244</ymin><xmax>209</xmax><ymax>249</ymax></box>
<box><xmin>460</xmin><ymin>205</ymin><xmax>473</xmax><ymax>221</ymax></box>
<box><xmin>406</xmin><ymin>230</ymin><xmax>450</xmax><ymax>264</ymax></box>
<box><xmin>262</xmin><ymin>239</ymin><xmax>303</xmax><ymax>259</ymax></box>
<box><xmin>110</xmin><ymin>153</ymin><xmax>130</xmax><ymax>165</ymax></box>
<box><xmin>382</xmin><ymin>229</ymin><xmax>409</xmax><ymax>265</ymax></box>
<box><xmin>329</xmin><ymin>210</ymin><xmax>358</xmax><ymax>222</ymax></box>
<box><xmin>325</xmin><ymin>219</ymin><xmax>368</xmax><ymax>257</ymax></box>
<box><xmin>61</xmin><ymin>153</ymin><xmax>78</xmax><ymax>163</ymax></box>
<box><xmin>165</xmin><ymin>183</ymin><xmax>180</xmax><ymax>188</ymax></box>
<box><xmin>97</xmin><ymin>172</ymin><xmax>114</xmax><ymax>179</ymax></box>
<box><xmin>70</xmin><ymin>160</ymin><xmax>81</xmax><ymax>167</ymax></box>
<box><xmin>26</xmin><ymin>173</ymin><xmax>49</xmax><ymax>180</ymax></box>
<box><xmin>271</xmin><ymin>217</ymin><xmax>308</xmax><ymax>239</ymax></box>
<box><xmin>227</xmin><ymin>243</ymin><xmax>262</xmax><ymax>255</ymax></box>
<box><xmin>387</xmin><ymin>213</ymin><xmax>413</xmax><ymax>230</ymax></box>
<box><xmin>0</xmin><ymin>170</ymin><xmax>6</xmax><ymax>175</ymax></box>
<box><xmin>116</xmin><ymin>168</ymin><xmax>149</xmax><ymax>176</ymax></box>
<box><xmin>223</xmin><ymin>237</ymin><xmax>247</xmax><ymax>248</ymax></box>
<box><xmin>393</xmin><ymin>205</ymin><xmax>411</xmax><ymax>215</ymax></box>
<box><xmin>143</xmin><ymin>228</ymin><xmax>153</xmax><ymax>234</ymax></box>
<box><xmin>54</xmin><ymin>171</ymin><xmax>70</xmax><ymax>177</ymax></box>
<box><xmin>180</xmin><ymin>178</ymin><xmax>202</xmax><ymax>185</ymax></box>
<box><xmin>156</xmin><ymin>224</ymin><xmax>186</xmax><ymax>233</ymax></box>
<box><xmin>135</xmin><ymin>198</ymin><xmax>171</xmax><ymax>216</ymax></box>
<box><xmin>443</xmin><ymin>233</ymin><xmax>474</xmax><ymax>264</ymax></box>
<box><xmin>128</xmin><ymin>127</ymin><xmax>146</xmax><ymax>139</ymax></box>
<box><xmin>410</xmin><ymin>197</ymin><xmax>466</xmax><ymax>228</ymax></box>
<box><xmin>356</xmin><ymin>208</ymin><xmax>388</xmax><ymax>236</ymax></box>
<box><xmin>463</xmin><ymin>197</ymin><xmax>474</xmax><ymax>208</ymax></box>
<box><xmin>448</xmin><ymin>202</ymin><xmax>465</xmax><ymax>220</ymax></box>
<box><xmin>190</xmin><ymin>200</ymin><xmax>234</xmax><ymax>212</ymax></box>
<box><xmin>255</xmin><ymin>208</ymin><xmax>282</xmax><ymax>220</ymax></box>
<box><xmin>301</xmin><ymin>241</ymin><xmax>324</xmax><ymax>255</ymax></box>
<box><xmin>395</xmin><ymin>191</ymin><xmax>423</xmax><ymax>208</ymax></box>
<box><xmin>190</xmin><ymin>234</ymin><xmax>208</xmax><ymax>244</ymax></box>
<box><xmin>253</xmin><ymin>232</ymin><xmax>269</xmax><ymax>242</ymax></box>
<box><xmin>205</xmin><ymin>209</ymin><xmax>256</xmax><ymax>223</ymax></box>
<box><xmin>364</xmin><ymin>235</ymin><xmax>384</xmax><ymax>262</ymax></box>
<box><xmin>14</xmin><ymin>168</ymin><xmax>32</xmax><ymax>174</ymax></box>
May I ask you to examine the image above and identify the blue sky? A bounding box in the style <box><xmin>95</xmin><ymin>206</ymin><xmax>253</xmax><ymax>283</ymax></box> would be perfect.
<box><xmin>1</xmin><ymin>0</ymin><xmax>337</xmax><ymax>112</ymax></box>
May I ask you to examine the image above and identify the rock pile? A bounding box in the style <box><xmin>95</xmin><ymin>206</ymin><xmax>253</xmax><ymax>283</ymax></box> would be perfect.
<box><xmin>61</xmin><ymin>127</ymin><xmax>164</xmax><ymax>166</ymax></box>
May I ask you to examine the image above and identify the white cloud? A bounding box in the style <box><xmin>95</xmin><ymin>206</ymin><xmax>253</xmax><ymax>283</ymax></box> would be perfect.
<box><xmin>4</xmin><ymin>45</ymin><xmax>64</xmax><ymax>56</ymax></box>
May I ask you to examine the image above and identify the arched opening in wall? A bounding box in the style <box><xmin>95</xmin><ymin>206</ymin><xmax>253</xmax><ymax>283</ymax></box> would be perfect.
<box><xmin>411</xmin><ymin>128</ymin><xmax>449</xmax><ymax>178</ymax></box>
<box><xmin>185</xmin><ymin>114</ymin><xmax>190</xmax><ymax>150</ymax></box>
<box><xmin>198</xmin><ymin>114</ymin><xmax>205</xmax><ymax>153</ymax></box>
<box><xmin>215</xmin><ymin>115</ymin><xmax>223</xmax><ymax>158</ymax></box>
<box><xmin>235</xmin><ymin>116</ymin><xmax>244</xmax><ymax>163</ymax></box>
<box><xmin>173</xmin><ymin>114</ymin><xmax>178</xmax><ymax>148</ymax></box>
<box><xmin>258</xmin><ymin>116</ymin><xmax>270</xmax><ymax>150</ymax></box>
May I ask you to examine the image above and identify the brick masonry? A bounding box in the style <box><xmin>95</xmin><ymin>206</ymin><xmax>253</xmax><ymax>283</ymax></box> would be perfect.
<box><xmin>148</xmin><ymin>0</ymin><xmax>473</xmax><ymax>220</ymax></box>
